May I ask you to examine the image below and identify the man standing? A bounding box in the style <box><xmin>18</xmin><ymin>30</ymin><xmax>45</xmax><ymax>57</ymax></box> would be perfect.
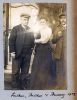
<box><xmin>52</xmin><ymin>13</ymin><xmax>67</xmax><ymax>89</ymax></box>
<box><xmin>9</xmin><ymin>13</ymin><xmax>34</xmax><ymax>89</ymax></box>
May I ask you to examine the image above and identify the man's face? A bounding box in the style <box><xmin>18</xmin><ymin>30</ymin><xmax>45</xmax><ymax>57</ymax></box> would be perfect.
<box><xmin>21</xmin><ymin>16</ymin><xmax>29</xmax><ymax>26</ymax></box>
<box><xmin>60</xmin><ymin>16</ymin><xmax>66</xmax><ymax>26</ymax></box>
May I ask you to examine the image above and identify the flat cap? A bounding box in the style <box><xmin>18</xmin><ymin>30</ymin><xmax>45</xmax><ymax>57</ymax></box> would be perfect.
<box><xmin>20</xmin><ymin>13</ymin><xmax>30</xmax><ymax>18</ymax></box>
<box><xmin>59</xmin><ymin>13</ymin><xmax>66</xmax><ymax>18</ymax></box>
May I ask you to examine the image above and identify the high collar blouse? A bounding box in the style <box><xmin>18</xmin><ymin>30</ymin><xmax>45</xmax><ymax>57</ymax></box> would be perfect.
<box><xmin>35</xmin><ymin>25</ymin><xmax>53</xmax><ymax>44</ymax></box>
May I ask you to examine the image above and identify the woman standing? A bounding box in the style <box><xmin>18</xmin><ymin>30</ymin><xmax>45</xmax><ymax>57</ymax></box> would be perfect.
<box><xmin>30</xmin><ymin>18</ymin><xmax>56</xmax><ymax>90</ymax></box>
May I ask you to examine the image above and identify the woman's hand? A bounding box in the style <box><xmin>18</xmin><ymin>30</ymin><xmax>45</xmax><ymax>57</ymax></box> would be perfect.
<box><xmin>34</xmin><ymin>39</ymin><xmax>41</xmax><ymax>43</ymax></box>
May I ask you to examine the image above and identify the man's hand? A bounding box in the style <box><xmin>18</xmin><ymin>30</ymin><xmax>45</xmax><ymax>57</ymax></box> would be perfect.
<box><xmin>58</xmin><ymin>31</ymin><xmax>63</xmax><ymax>37</ymax></box>
<box><xmin>11</xmin><ymin>52</ymin><xmax>15</xmax><ymax>58</ymax></box>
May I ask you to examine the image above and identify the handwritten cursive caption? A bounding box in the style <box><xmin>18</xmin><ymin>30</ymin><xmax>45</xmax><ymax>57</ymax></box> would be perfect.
<box><xmin>11</xmin><ymin>91</ymin><xmax>76</xmax><ymax>99</ymax></box>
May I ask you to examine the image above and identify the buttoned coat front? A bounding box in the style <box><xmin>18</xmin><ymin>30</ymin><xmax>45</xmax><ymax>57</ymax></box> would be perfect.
<box><xmin>9</xmin><ymin>24</ymin><xmax>34</xmax><ymax>58</ymax></box>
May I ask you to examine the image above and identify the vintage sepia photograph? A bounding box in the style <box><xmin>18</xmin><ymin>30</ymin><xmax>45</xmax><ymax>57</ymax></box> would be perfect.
<box><xmin>3</xmin><ymin>3</ymin><xmax>67</xmax><ymax>90</ymax></box>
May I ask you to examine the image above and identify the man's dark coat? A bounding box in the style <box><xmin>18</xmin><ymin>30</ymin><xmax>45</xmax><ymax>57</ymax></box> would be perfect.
<box><xmin>9</xmin><ymin>24</ymin><xmax>34</xmax><ymax>58</ymax></box>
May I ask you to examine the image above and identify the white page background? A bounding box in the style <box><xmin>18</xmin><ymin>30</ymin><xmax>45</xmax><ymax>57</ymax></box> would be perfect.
<box><xmin>0</xmin><ymin>0</ymin><xmax>74</xmax><ymax>100</ymax></box>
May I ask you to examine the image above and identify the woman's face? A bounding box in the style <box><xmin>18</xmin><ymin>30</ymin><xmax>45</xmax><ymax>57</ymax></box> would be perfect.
<box><xmin>39</xmin><ymin>19</ymin><xmax>47</xmax><ymax>26</ymax></box>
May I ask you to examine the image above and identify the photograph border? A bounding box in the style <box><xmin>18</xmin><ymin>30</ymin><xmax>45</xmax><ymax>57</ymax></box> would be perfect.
<box><xmin>0</xmin><ymin>0</ymin><xmax>75</xmax><ymax>100</ymax></box>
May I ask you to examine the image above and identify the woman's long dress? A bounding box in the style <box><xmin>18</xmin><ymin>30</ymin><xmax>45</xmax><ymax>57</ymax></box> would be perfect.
<box><xmin>30</xmin><ymin>42</ymin><xmax>56</xmax><ymax>89</ymax></box>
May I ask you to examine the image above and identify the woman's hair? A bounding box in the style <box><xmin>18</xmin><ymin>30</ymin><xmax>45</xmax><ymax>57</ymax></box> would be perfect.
<box><xmin>38</xmin><ymin>15</ymin><xmax>48</xmax><ymax>21</ymax></box>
